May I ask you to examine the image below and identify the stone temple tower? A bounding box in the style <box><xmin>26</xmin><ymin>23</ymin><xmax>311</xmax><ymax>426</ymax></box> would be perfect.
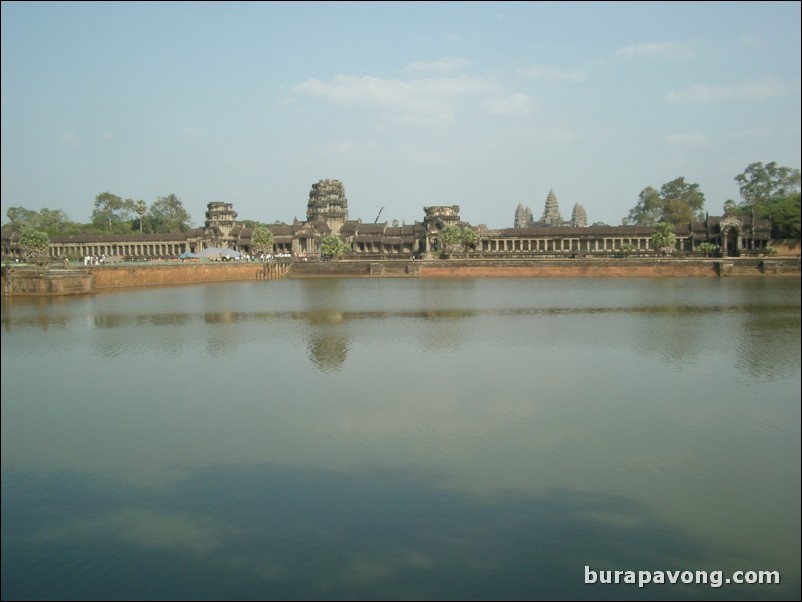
<box><xmin>514</xmin><ymin>203</ymin><xmax>535</xmax><ymax>228</ymax></box>
<box><xmin>204</xmin><ymin>202</ymin><xmax>238</xmax><ymax>247</ymax></box>
<box><xmin>541</xmin><ymin>189</ymin><xmax>563</xmax><ymax>226</ymax></box>
<box><xmin>514</xmin><ymin>203</ymin><xmax>528</xmax><ymax>228</ymax></box>
<box><xmin>306</xmin><ymin>179</ymin><xmax>348</xmax><ymax>234</ymax></box>
<box><xmin>571</xmin><ymin>203</ymin><xmax>588</xmax><ymax>228</ymax></box>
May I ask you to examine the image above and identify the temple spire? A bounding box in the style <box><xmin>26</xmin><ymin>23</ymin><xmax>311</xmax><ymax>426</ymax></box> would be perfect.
<box><xmin>542</xmin><ymin>189</ymin><xmax>562</xmax><ymax>225</ymax></box>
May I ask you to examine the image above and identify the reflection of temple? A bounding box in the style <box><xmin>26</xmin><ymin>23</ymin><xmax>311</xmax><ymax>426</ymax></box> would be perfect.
<box><xmin>1</xmin><ymin>180</ymin><xmax>772</xmax><ymax>261</ymax></box>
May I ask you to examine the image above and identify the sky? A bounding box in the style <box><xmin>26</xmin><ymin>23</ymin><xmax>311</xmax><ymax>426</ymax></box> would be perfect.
<box><xmin>1</xmin><ymin>1</ymin><xmax>800</xmax><ymax>229</ymax></box>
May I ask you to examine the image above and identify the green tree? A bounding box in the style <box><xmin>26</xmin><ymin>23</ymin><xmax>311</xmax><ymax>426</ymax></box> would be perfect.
<box><xmin>6</xmin><ymin>206</ymin><xmax>39</xmax><ymax>226</ymax></box>
<box><xmin>38</xmin><ymin>208</ymin><xmax>71</xmax><ymax>233</ymax></box>
<box><xmin>696</xmin><ymin>242</ymin><xmax>718</xmax><ymax>257</ymax></box>
<box><xmin>460</xmin><ymin>227</ymin><xmax>478</xmax><ymax>257</ymax></box>
<box><xmin>320</xmin><ymin>235</ymin><xmax>348</xmax><ymax>260</ymax></box>
<box><xmin>439</xmin><ymin>224</ymin><xmax>464</xmax><ymax>256</ymax></box>
<box><xmin>625</xmin><ymin>178</ymin><xmax>705</xmax><ymax>226</ymax></box>
<box><xmin>620</xmin><ymin>242</ymin><xmax>636</xmax><ymax>257</ymax></box>
<box><xmin>6</xmin><ymin>207</ymin><xmax>71</xmax><ymax>234</ymax></box>
<box><xmin>92</xmin><ymin>192</ymin><xmax>135</xmax><ymax>232</ymax></box>
<box><xmin>625</xmin><ymin>186</ymin><xmax>663</xmax><ymax>225</ymax></box>
<box><xmin>240</xmin><ymin>220</ymin><xmax>265</xmax><ymax>229</ymax></box>
<box><xmin>19</xmin><ymin>227</ymin><xmax>50</xmax><ymax>266</ymax></box>
<box><xmin>251</xmin><ymin>226</ymin><xmax>274</xmax><ymax>257</ymax></box>
<box><xmin>767</xmin><ymin>192</ymin><xmax>801</xmax><ymax>239</ymax></box>
<box><xmin>735</xmin><ymin>161</ymin><xmax>801</xmax><ymax>207</ymax></box>
<box><xmin>734</xmin><ymin>163</ymin><xmax>801</xmax><ymax>239</ymax></box>
<box><xmin>149</xmin><ymin>194</ymin><xmax>192</xmax><ymax>232</ymax></box>
<box><xmin>5</xmin><ymin>206</ymin><xmax>71</xmax><ymax>234</ymax></box>
<box><xmin>134</xmin><ymin>200</ymin><xmax>147</xmax><ymax>233</ymax></box>
<box><xmin>651</xmin><ymin>222</ymin><xmax>677</xmax><ymax>254</ymax></box>
<box><xmin>723</xmin><ymin>199</ymin><xmax>738</xmax><ymax>215</ymax></box>
<box><xmin>661</xmin><ymin>178</ymin><xmax>705</xmax><ymax>224</ymax></box>
<box><xmin>5</xmin><ymin>208</ymin><xmax>38</xmax><ymax>249</ymax></box>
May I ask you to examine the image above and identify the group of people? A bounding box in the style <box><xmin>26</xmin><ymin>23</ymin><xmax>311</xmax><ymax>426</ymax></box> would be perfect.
<box><xmin>82</xmin><ymin>255</ymin><xmax>106</xmax><ymax>266</ymax></box>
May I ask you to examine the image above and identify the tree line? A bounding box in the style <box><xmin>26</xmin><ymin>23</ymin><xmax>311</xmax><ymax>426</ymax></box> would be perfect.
<box><xmin>623</xmin><ymin>162</ymin><xmax>800</xmax><ymax>240</ymax></box>
<box><xmin>4</xmin><ymin>192</ymin><xmax>194</xmax><ymax>236</ymax></box>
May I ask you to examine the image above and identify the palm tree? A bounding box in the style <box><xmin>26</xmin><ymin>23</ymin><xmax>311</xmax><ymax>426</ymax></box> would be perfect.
<box><xmin>651</xmin><ymin>222</ymin><xmax>677</xmax><ymax>255</ymax></box>
<box><xmin>696</xmin><ymin>242</ymin><xmax>718</xmax><ymax>257</ymax></box>
<box><xmin>134</xmin><ymin>200</ymin><xmax>147</xmax><ymax>232</ymax></box>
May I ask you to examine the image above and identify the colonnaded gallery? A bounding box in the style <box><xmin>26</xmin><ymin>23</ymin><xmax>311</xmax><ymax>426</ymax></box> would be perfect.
<box><xmin>2</xmin><ymin>179</ymin><xmax>771</xmax><ymax>262</ymax></box>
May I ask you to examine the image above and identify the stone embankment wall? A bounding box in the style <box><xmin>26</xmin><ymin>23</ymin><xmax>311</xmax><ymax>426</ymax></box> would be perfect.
<box><xmin>289</xmin><ymin>258</ymin><xmax>800</xmax><ymax>278</ymax></box>
<box><xmin>2</xmin><ymin>269</ymin><xmax>95</xmax><ymax>296</ymax></box>
<box><xmin>2</xmin><ymin>257</ymin><xmax>798</xmax><ymax>296</ymax></box>
<box><xmin>419</xmin><ymin>259</ymin><xmax>718</xmax><ymax>278</ymax></box>
<box><xmin>92</xmin><ymin>262</ymin><xmax>289</xmax><ymax>289</ymax></box>
<box><xmin>2</xmin><ymin>262</ymin><xmax>289</xmax><ymax>296</ymax></box>
<box><xmin>288</xmin><ymin>260</ymin><xmax>421</xmax><ymax>278</ymax></box>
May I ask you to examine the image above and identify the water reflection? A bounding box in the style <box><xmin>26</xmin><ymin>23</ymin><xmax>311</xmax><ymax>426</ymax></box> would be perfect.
<box><xmin>0</xmin><ymin>297</ymin><xmax>70</xmax><ymax>332</ymax></box>
<box><xmin>3</xmin><ymin>306</ymin><xmax>801</xmax><ymax>378</ymax></box>
<box><xmin>736</xmin><ymin>312</ymin><xmax>801</xmax><ymax>380</ymax></box>
<box><xmin>308</xmin><ymin>333</ymin><xmax>349</xmax><ymax>371</ymax></box>
<box><xmin>6</xmin><ymin>463</ymin><xmax>793</xmax><ymax>601</ymax></box>
<box><xmin>306</xmin><ymin>317</ymin><xmax>350</xmax><ymax>371</ymax></box>
<box><xmin>632</xmin><ymin>309</ymin><xmax>705</xmax><ymax>368</ymax></box>
<box><xmin>2</xmin><ymin>278</ymin><xmax>799</xmax><ymax>601</ymax></box>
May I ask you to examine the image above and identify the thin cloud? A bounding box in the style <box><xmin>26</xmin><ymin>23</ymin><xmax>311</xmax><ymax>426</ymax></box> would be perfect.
<box><xmin>294</xmin><ymin>74</ymin><xmax>495</xmax><ymax>126</ymax></box>
<box><xmin>405</xmin><ymin>58</ymin><xmax>472</xmax><ymax>74</ymax></box>
<box><xmin>667</xmin><ymin>78</ymin><xmax>787</xmax><ymax>102</ymax></box>
<box><xmin>58</xmin><ymin>129</ymin><xmax>81</xmax><ymax>146</ymax></box>
<box><xmin>485</xmin><ymin>93</ymin><xmax>534</xmax><ymax>116</ymax></box>
<box><xmin>666</xmin><ymin>132</ymin><xmax>710</xmax><ymax>147</ymax></box>
<box><xmin>522</xmin><ymin>65</ymin><xmax>587</xmax><ymax>82</ymax></box>
<box><xmin>616</xmin><ymin>41</ymin><xmax>694</xmax><ymax>60</ymax></box>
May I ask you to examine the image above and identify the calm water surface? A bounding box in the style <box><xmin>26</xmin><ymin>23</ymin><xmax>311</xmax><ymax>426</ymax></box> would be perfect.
<box><xmin>1</xmin><ymin>277</ymin><xmax>800</xmax><ymax>600</ymax></box>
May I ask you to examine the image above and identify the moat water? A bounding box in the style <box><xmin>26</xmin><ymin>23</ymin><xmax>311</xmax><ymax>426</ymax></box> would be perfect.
<box><xmin>1</xmin><ymin>277</ymin><xmax>799</xmax><ymax>600</ymax></box>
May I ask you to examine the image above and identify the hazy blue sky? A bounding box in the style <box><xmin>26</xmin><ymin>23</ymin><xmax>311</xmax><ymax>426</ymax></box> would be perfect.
<box><xmin>2</xmin><ymin>1</ymin><xmax>800</xmax><ymax>228</ymax></box>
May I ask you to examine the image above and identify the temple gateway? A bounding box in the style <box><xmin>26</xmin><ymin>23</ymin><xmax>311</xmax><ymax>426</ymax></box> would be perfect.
<box><xmin>2</xmin><ymin>180</ymin><xmax>771</xmax><ymax>262</ymax></box>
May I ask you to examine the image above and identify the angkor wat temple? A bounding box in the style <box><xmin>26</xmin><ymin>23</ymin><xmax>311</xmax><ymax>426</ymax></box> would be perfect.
<box><xmin>1</xmin><ymin>179</ymin><xmax>771</xmax><ymax>262</ymax></box>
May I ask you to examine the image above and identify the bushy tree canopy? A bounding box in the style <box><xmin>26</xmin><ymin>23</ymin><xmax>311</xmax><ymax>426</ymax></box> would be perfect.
<box><xmin>148</xmin><ymin>194</ymin><xmax>192</xmax><ymax>232</ymax></box>
<box><xmin>6</xmin><ymin>206</ymin><xmax>71</xmax><ymax>234</ymax></box>
<box><xmin>735</xmin><ymin>162</ymin><xmax>800</xmax><ymax>207</ymax></box>
<box><xmin>625</xmin><ymin>178</ymin><xmax>705</xmax><ymax>226</ymax></box>
<box><xmin>734</xmin><ymin>162</ymin><xmax>801</xmax><ymax>239</ymax></box>
<box><xmin>92</xmin><ymin>192</ymin><xmax>135</xmax><ymax>232</ymax></box>
<box><xmin>19</xmin><ymin>227</ymin><xmax>51</xmax><ymax>265</ymax></box>
<box><xmin>251</xmin><ymin>226</ymin><xmax>275</xmax><ymax>256</ymax></box>
<box><xmin>438</xmin><ymin>225</ymin><xmax>478</xmax><ymax>257</ymax></box>
<box><xmin>439</xmin><ymin>224</ymin><xmax>464</xmax><ymax>254</ymax></box>
<box><xmin>320</xmin><ymin>235</ymin><xmax>348</xmax><ymax>259</ymax></box>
